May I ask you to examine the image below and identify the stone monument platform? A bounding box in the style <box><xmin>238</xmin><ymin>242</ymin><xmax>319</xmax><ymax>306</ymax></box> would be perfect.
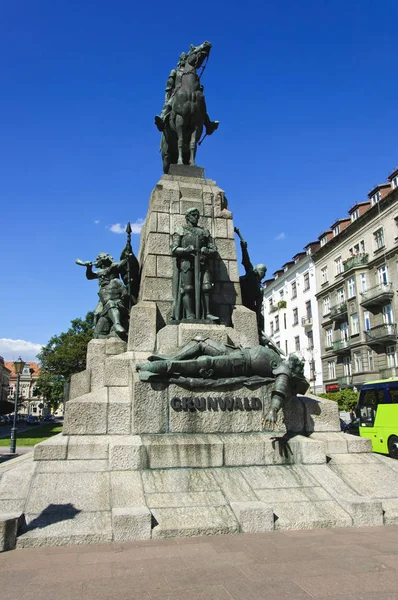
<box><xmin>1</xmin><ymin>328</ymin><xmax>398</xmax><ymax>551</ymax></box>
<box><xmin>1</xmin><ymin>167</ymin><xmax>398</xmax><ymax>551</ymax></box>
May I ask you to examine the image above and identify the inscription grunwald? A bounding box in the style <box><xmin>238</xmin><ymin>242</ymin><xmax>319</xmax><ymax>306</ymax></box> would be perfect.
<box><xmin>171</xmin><ymin>397</ymin><xmax>262</xmax><ymax>412</ymax></box>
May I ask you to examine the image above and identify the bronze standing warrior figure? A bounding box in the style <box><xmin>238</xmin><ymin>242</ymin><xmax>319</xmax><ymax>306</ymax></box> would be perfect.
<box><xmin>76</xmin><ymin>225</ymin><xmax>139</xmax><ymax>341</ymax></box>
<box><xmin>171</xmin><ymin>208</ymin><xmax>218</xmax><ymax>322</ymax></box>
<box><xmin>235</xmin><ymin>227</ymin><xmax>267</xmax><ymax>332</ymax></box>
<box><xmin>155</xmin><ymin>41</ymin><xmax>219</xmax><ymax>173</ymax></box>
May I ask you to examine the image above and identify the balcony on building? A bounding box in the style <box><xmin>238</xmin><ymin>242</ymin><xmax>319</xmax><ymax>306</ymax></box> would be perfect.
<box><xmin>301</xmin><ymin>316</ymin><xmax>313</xmax><ymax>329</ymax></box>
<box><xmin>343</xmin><ymin>253</ymin><xmax>369</xmax><ymax>272</ymax></box>
<box><xmin>330</xmin><ymin>302</ymin><xmax>348</xmax><ymax>321</ymax></box>
<box><xmin>338</xmin><ymin>375</ymin><xmax>353</xmax><ymax>388</ymax></box>
<box><xmin>332</xmin><ymin>338</ymin><xmax>351</xmax><ymax>353</ymax></box>
<box><xmin>365</xmin><ymin>323</ymin><xmax>398</xmax><ymax>345</ymax></box>
<box><xmin>360</xmin><ymin>282</ymin><xmax>394</xmax><ymax>308</ymax></box>
<box><xmin>380</xmin><ymin>366</ymin><xmax>398</xmax><ymax>379</ymax></box>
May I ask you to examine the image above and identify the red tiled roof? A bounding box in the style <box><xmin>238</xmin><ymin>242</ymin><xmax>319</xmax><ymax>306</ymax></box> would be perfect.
<box><xmin>5</xmin><ymin>362</ymin><xmax>40</xmax><ymax>378</ymax></box>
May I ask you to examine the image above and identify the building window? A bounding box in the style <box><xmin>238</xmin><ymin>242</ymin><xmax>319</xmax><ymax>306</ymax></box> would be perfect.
<box><xmin>350</xmin><ymin>313</ymin><xmax>359</xmax><ymax>335</ymax></box>
<box><xmin>303</xmin><ymin>272</ymin><xmax>310</xmax><ymax>291</ymax></box>
<box><xmin>383</xmin><ymin>304</ymin><xmax>394</xmax><ymax>325</ymax></box>
<box><xmin>374</xmin><ymin>228</ymin><xmax>385</xmax><ymax>250</ymax></box>
<box><xmin>285</xmin><ymin>340</ymin><xmax>288</xmax><ymax>354</ymax></box>
<box><xmin>392</xmin><ymin>176</ymin><xmax>398</xmax><ymax>189</ymax></box>
<box><xmin>353</xmin><ymin>351</ymin><xmax>362</xmax><ymax>373</ymax></box>
<box><xmin>351</xmin><ymin>209</ymin><xmax>359</xmax><ymax>222</ymax></box>
<box><xmin>360</xmin><ymin>273</ymin><xmax>367</xmax><ymax>292</ymax></box>
<box><xmin>349</xmin><ymin>240</ymin><xmax>365</xmax><ymax>255</ymax></box>
<box><xmin>371</xmin><ymin>191</ymin><xmax>381</xmax><ymax>205</ymax></box>
<box><xmin>333</xmin><ymin>225</ymin><xmax>340</xmax><ymax>237</ymax></box>
<box><xmin>335</xmin><ymin>256</ymin><xmax>343</xmax><ymax>275</ymax></box>
<box><xmin>276</xmin><ymin>341</ymin><xmax>281</xmax><ymax>348</ymax></box>
<box><xmin>341</xmin><ymin>321</ymin><xmax>349</xmax><ymax>341</ymax></box>
<box><xmin>323</xmin><ymin>296</ymin><xmax>330</xmax><ymax>315</ymax></box>
<box><xmin>270</xmin><ymin>322</ymin><xmax>274</xmax><ymax>335</ymax></box>
<box><xmin>368</xmin><ymin>349</ymin><xmax>374</xmax><ymax>371</ymax></box>
<box><xmin>378</xmin><ymin>265</ymin><xmax>388</xmax><ymax>284</ymax></box>
<box><xmin>321</xmin><ymin>266</ymin><xmax>328</xmax><ymax>284</ymax></box>
<box><xmin>328</xmin><ymin>360</ymin><xmax>336</xmax><ymax>380</ymax></box>
<box><xmin>387</xmin><ymin>345</ymin><xmax>397</xmax><ymax>368</ymax></box>
<box><xmin>291</xmin><ymin>281</ymin><xmax>297</xmax><ymax>299</ymax></box>
<box><xmin>269</xmin><ymin>298</ymin><xmax>273</xmax><ymax>310</ymax></box>
<box><xmin>295</xmin><ymin>336</ymin><xmax>300</xmax><ymax>352</ymax></box>
<box><xmin>284</xmin><ymin>313</ymin><xmax>287</xmax><ymax>329</ymax></box>
<box><xmin>343</xmin><ymin>357</ymin><xmax>351</xmax><ymax>376</ymax></box>
<box><xmin>337</xmin><ymin>288</ymin><xmax>345</xmax><ymax>304</ymax></box>
<box><xmin>326</xmin><ymin>328</ymin><xmax>333</xmax><ymax>348</ymax></box>
<box><xmin>293</xmin><ymin>308</ymin><xmax>299</xmax><ymax>325</ymax></box>
<box><xmin>307</xmin><ymin>329</ymin><xmax>313</xmax><ymax>349</ymax></box>
<box><xmin>347</xmin><ymin>277</ymin><xmax>356</xmax><ymax>299</ymax></box>
<box><xmin>305</xmin><ymin>300</ymin><xmax>312</xmax><ymax>319</ymax></box>
<box><xmin>320</xmin><ymin>236</ymin><xmax>327</xmax><ymax>247</ymax></box>
<box><xmin>275</xmin><ymin>315</ymin><xmax>280</xmax><ymax>332</ymax></box>
<box><xmin>364</xmin><ymin>310</ymin><xmax>371</xmax><ymax>331</ymax></box>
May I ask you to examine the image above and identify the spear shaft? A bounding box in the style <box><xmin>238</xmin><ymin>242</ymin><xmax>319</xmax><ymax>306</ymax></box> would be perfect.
<box><xmin>126</xmin><ymin>222</ymin><xmax>132</xmax><ymax>312</ymax></box>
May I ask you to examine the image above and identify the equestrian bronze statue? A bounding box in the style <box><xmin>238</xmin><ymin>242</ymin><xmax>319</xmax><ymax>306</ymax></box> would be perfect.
<box><xmin>155</xmin><ymin>41</ymin><xmax>219</xmax><ymax>173</ymax></box>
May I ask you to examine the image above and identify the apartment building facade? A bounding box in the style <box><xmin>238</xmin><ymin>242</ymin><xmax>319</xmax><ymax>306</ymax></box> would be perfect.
<box><xmin>0</xmin><ymin>357</ymin><xmax>11</xmax><ymax>404</ymax></box>
<box><xmin>313</xmin><ymin>167</ymin><xmax>398</xmax><ymax>391</ymax></box>
<box><xmin>262</xmin><ymin>243</ymin><xmax>323</xmax><ymax>393</ymax></box>
<box><xmin>6</xmin><ymin>361</ymin><xmax>43</xmax><ymax>415</ymax></box>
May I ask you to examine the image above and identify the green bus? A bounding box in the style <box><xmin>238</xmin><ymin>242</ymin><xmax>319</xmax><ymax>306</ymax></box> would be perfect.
<box><xmin>358</xmin><ymin>378</ymin><xmax>398</xmax><ymax>459</ymax></box>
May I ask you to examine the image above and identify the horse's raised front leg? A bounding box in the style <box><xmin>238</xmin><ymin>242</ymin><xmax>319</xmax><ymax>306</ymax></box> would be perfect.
<box><xmin>175</xmin><ymin>115</ymin><xmax>184</xmax><ymax>165</ymax></box>
<box><xmin>189</xmin><ymin>127</ymin><xmax>197</xmax><ymax>166</ymax></box>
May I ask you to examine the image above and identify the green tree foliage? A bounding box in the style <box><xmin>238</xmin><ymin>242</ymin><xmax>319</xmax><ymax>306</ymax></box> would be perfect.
<box><xmin>36</xmin><ymin>312</ymin><xmax>94</xmax><ymax>410</ymax></box>
<box><xmin>318</xmin><ymin>388</ymin><xmax>359</xmax><ymax>412</ymax></box>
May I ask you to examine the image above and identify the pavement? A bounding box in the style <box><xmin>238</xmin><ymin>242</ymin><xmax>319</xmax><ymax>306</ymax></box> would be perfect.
<box><xmin>2</xmin><ymin>525</ymin><xmax>398</xmax><ymax>600</ymax></box>
<box><xmin>0</xmin><ymin>447</ymin><xmax>33</xmax><ymax>463</ymax></box>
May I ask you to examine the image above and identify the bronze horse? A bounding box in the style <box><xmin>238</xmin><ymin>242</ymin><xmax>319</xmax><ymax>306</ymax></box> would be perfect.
<box><xmin>159</xmin><ymin>42</ymin><xmax>218</xmax><ymax>173</ymax></box>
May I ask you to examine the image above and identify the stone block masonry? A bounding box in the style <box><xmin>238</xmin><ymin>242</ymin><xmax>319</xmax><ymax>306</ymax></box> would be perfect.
<box><xmin>137</xmin><ymin>170</ymin><xmax>241</xmax><ymax>328</ymax></box>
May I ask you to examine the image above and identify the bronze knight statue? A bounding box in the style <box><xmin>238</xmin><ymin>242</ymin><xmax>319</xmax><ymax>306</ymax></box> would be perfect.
<box><xmin>171</xmin><ymin>208</ymin><xmax>218</xmax><ymax>322</ymax></box>
<box><xmin>155</xmin><ymin>41</ymin><xmax>219</xmax><ymax>173</ymax></box>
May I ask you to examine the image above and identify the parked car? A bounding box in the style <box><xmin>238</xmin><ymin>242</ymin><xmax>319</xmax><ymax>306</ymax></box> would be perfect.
<box><xmin>0</xmin><ymin>416</ymin><xmax>6</xmax><ymax>425</ymax></box>
<box><xmin>26</xmin><ymin>415</ymin><xmax>39</xmax><ymax>425</ymax></box>
<box><xmin>43</xmin><ymin>415</ymin><xmax>55</xmax><ymax>422</ymax></box>
<box><xmin>340</xmin><ymin>418</ymin><xmax>360</xmax><ymax>435</ymax></box>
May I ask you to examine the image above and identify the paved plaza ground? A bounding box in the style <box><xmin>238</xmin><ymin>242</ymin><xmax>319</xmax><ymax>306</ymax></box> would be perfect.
<box><xmin>1</xmin><ymin>525</ymin><xmax>398</xmax><ymax>600</ymax></box>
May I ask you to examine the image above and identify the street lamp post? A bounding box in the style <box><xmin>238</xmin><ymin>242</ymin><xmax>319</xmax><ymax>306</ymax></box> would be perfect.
<box><xmin>311</xmin><ymin>358</ymin><xmax>316</xmax><ymax>394</ymax></box>
<box><xmin>10</xmin><ymin>356</ymin><xmax>25</xmax><ymax>454</ymax></box>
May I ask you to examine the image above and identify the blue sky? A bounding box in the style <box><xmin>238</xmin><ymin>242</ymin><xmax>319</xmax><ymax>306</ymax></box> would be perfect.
<box><xmin>1</xmin><ymin>0</ymin><xmax>398</xmax><ymax>360</ymax></box>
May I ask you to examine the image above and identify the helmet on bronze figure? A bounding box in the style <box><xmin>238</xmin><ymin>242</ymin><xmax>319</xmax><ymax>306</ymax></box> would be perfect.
<box><xmin>94</xmin><ymin>252</ymin><xmax>113</xmax><ymax>268</ymax></box>
<box><xmin>255</xmin><ymin>264</ymin><xmax>267</xmax><ymax>280</ymax></box>
<box><xmin>178</xmin><ymin>52</ymin><xmax>187</xmax><ymax>67</ymax></box>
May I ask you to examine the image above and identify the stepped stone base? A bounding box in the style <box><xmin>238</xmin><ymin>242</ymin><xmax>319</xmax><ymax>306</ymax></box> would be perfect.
<box><xmin>3</xmin><ymin>447</ymin><xmax>398</xmax><ymax>550</ymax></box>
<box><xmin>2</xmin><ymin>331</ymin><xmax>393</xmax><ymax>551</ymax></box>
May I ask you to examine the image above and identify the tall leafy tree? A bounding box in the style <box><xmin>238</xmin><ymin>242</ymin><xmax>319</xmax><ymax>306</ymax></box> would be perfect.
<box><xmin>36</xmin><ymin>312</ymin><xmax>94</xmax><ymax>411</ymax></box>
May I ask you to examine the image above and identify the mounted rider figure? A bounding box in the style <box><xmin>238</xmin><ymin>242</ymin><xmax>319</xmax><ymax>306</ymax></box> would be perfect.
<box><xmin>154</xmin><ymin>41</ymin><xmax>219</xmax><ymax>173</ymax></box>
<box><xmin>155</xmin><ymin>45</ymin><xmax>218</xmax><ymax>137</ymax></box>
